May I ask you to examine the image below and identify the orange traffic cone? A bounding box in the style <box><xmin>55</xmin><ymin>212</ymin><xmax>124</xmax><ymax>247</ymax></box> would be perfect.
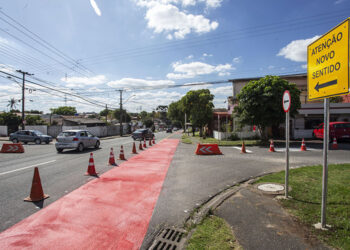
<box><xmin>85</xmin><ymin>153</ymin><xmax>98</xmax><ymax>176</ymax></box>
<box><xmin>149</xmin><ymin>138</ymin><xmax>152</xmax><ymax>146</ymax></box>
<box><xmin>331</xmin><ymin>137</ymin><xmax>338</xmax><ymax>150</ymax></box>
<box><xmin>143</xmin><ymin>138</ymin><xmax>147</xmax><ymax>148</ymax></box>
<box><xmin>152</xmin><ymin>136</ymin><xmax>155</xmax><ymax>144</ymax></box>
<box><xmin>139</xmin><ymin>140</ymin><xmax>143</xmax><ymax>150</ymax></box>
<box><xmin>300</xmin><ymin>138</ymin><xmax>307</xmax><ymax>151</ymax></box>
<box><xmin>24</xmin><ymin>167</ymin><xmax>49</xmax><ymax>202</ymax></box>
<box><xmin>132</xmin><ymin>142</ymin><xmax>137</xmax><ymax>154</ymax></box>
<box><xmin>241</xmin><ymin>141</ymin><xmax>246</xmax><ymax>154</ymax></box>
<box><xmin>119</xmin><ymin>145</ymin><xmax>126</xmax><ymax>160</ymax></box>
<box><xmin>269</xmin><ymin>139</ymin><xmax>275</xmax><ymax>152</ymax></box>
<box><xmin>108</xmin><ymin>148</ymin><xmax>117</xmax><ymax>166</ymax></box>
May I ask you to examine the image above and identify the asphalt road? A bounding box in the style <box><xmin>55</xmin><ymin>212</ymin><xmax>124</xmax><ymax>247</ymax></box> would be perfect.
<box><xmin>1</xmin><ymin>133</ymin><xmax>349</xmax><ymax>248</ymax></box>
<box><xmin>0</xmin><ymin>131</ymin><xmax>170</xmax><ymax>232</ymax></box>
<box><xmin>141</xmin><ymin>137</ymin><xmax>350</xmax><ymax>249</ymax></box>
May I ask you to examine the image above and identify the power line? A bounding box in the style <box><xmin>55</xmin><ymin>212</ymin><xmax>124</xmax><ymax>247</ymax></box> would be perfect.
<box><xmin>78</xmin><ymin>9</ymin><xmax>350</xmax><ymax>65</ymax></box>
<box><xmin>0</xmin><ymin>70</ymin><xmax>118</xmax><ymax>109</ymax></box>
<box><xmin>0</xmin><ymin>10</ymin><xmax>94</xmax><ymax>75</ymax></box>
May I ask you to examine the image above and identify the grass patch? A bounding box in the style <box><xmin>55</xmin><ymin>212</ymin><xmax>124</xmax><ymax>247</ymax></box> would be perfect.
<box><xmin>187</xmin><ymin>215</ymin><xmax>241</xmax><ymax>250</ymax></box>
<box><xmin>181</xmin><ymin>134</ymin><xmax>193</xmax><ymax>144</ymax></box>
<box><xmin>181</xmin><ymin>133</ymin><xmax>261</xmax><ymax>146</ymax></box>
<box><xmin>256</xmin><ymin>163</ymin><xmax>350</xmax><ymax>249</ymax></box>
<box><xmin>199</xmin><ymin>137</ymin><xmax>260</xmax><ymax>146</ymax></box>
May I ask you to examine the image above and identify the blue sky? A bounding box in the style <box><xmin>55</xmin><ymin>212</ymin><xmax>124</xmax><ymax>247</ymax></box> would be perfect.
<box><xmin>0</xmin><ymin>0</ymin><xmax>349</xmax><ymax>113</ymax></box>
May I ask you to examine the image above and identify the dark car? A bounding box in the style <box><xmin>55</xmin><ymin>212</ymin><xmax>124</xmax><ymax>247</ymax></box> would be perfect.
<box><xmin>132</xmin><ymin>129</ymin><xmax>154</xmax><ymax>141</ymax></box>
<box><xmin>9</xmin><ymin>130</ymin><xmax>53</xmax><ymax>144</ymax></box>
<box><xmin>313</xmin><ymin>122</ymin><xmax>350</xmax><ymax>141</ymax></box>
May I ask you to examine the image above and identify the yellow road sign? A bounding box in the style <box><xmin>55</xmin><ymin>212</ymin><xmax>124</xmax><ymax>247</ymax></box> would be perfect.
<box><xmin>308</xmin><ymin>18</ymin><xmax>350</xmax><ymax>100</ymax></box>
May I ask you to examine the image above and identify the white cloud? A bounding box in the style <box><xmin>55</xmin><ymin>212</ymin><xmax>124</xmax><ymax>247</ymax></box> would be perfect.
<box><xmin>187</xmin><ymin>54</ymin><xmax>194</xmax><ymax>59</ymax></box>
<box><xmin>335</xmin><ymin>0</ymin><xmax>345</xmax><ymax>4</ymax></box>
<box><xmin>107</xmin><ymin>78</ymin><xmax>175</xmax><ymax>90</ymax></box>
<box><xmin>167</xmin><ymin>61</ymin><xmax>234</xmax><ymax>79</ymax></box>
<box><xmin>301</xmin><ymin>64</ymin><xmax>307</xmax><ymax>69</ymax></box>
<box><xmin>90</xmin><ymin>0</ymin><xmax>102</xmax><ymax>16</ymax></box>
<box><xmin>137</xmin><ymin>1</ymin><xmax>218</xmax><ymax>39</ymax></box>
<box><xmin>202</xmin><ymin>53</ymin><xmax>212</xmax><ymax>57</ymax></box>
<box><xmin>61</xmin><ymin>75</ymin><xmax>107</xmax><ymax>88</ymax></box>
<box><xmin>200</xmin><ymin>0</ymin><xmax>223</xmax><ymax>8</ymax></box>
<box><xmin>277</xmin><ymin>36</ymin><xmax>320</xmax><ymax>62</ymax></box>
<box><xmin>232</xmin><ymin>56</ymin><xmax>241</xmax><ymax>63</ymax></box>
<box><xmin>208</xmin><ymin>85</ymin><xmax>232</xmax><ymax>95</ymax></box>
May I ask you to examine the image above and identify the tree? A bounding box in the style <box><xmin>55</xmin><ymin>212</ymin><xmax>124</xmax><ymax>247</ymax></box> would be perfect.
<box><xmin>113</xmin><ymin>109</ymin><xmax>131</xmax><ymax>123</ymax></box>
<box><xmin>182</xmin><ymin>89</ymin><xmax>214</xmax><ymax>137</ymax></box>
<box><xmin>51</xmin><ymin>106</ymin><xmax>77</xmax><ymax>115</ymax></box>
<box><xmin>0</xmin><ymin>112</ymin><xmax>21</xmax><ymax>133</ymax></box>
<box><xmin>234</xmin><ymin>75</ymin><xmax>301</xmax><ymax>139</ymax></box>
<box><xmin>144</xmin><ymin>118</ymin><xmax>154</xmax><ymax>128</ymax></box>
<box><xmin>167</xmin><ymin>100</ymin><xmax>184</xmax><ymax>127</ymax></box>
<box><xmin>25</xmin><ymin>115</ymin><xmax>47</xmax><ymax>125</ymax></box>
<box><xmin>7</xmin><ymin>98</ymin><xmax>20</xmax><ymax>111</ymax></box>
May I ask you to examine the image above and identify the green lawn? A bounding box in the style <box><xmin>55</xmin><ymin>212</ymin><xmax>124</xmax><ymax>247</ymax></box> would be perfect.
<box><xmin>256</xmin><ymin>164</ymin><xmax>350</xmax><ymax>249</ymax></box>
<box><xmin>181</xmin><ymin>133</ymin><xmax>260</xmax><ymax>146</ymax></box>
<box><xmin>187</xmin><ymin>215</ymin><xmax>241</xmax><ymax>250</ymax></box>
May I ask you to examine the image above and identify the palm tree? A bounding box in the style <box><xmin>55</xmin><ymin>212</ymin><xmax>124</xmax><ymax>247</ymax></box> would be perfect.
<box><xmin>7</xmin><ymin>98</ymin><xmax>19</xmax><ymax>111</ymax></box>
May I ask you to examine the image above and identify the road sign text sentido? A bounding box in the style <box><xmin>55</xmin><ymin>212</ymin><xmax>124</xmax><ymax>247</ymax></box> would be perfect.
<box><xmin>311</xmin><ymin>32</ymin><xmax>342</xmax><ymax>79</ymax></box>
<box><xmin>308</xmin><ymin>18</ymin><xmax>349</xmax><ymax>100</ymax></box>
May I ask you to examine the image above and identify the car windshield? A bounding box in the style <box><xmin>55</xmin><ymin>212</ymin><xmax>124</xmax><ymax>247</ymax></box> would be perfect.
<box><xmin>59</xmin><ymin>131</ymin><xmax>77</xmax><ymax>137</ymax></box>
<box><xmin>135</xmin><ymin>129</ymin><xmax>146</xmax><ymax>133</ymax></box>
<box><xmin>33</xmin><ymin>130</ymin><xmax>43</xmax><ymax>135</ymax></box>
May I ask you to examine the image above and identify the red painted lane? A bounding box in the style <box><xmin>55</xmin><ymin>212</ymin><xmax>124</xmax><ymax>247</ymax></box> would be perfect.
<box><xmin>0</xmin><ymin>139</ymin><xmax>179</xmax><ymax>250</ymax></box>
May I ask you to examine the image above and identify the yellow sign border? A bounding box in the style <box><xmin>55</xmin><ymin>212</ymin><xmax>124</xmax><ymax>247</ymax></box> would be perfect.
<box><xmin>307</xmin><ymin>18</ymin><xmax>350</xmax><ymax>101</ymax></box>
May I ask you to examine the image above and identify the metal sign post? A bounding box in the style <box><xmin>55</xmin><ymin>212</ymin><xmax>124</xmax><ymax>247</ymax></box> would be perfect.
<box><xmin>321</xmin><ymin>98</ymin><xmax>330</xmax><ymax>228</ymax></box>
<box><xmin>282</xmin><ymin>90</ymin><xmax>291</xmax><ymax>198</ymax></box>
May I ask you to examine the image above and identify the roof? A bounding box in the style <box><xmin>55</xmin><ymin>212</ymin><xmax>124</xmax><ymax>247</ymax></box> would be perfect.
<box><xmin>63</xmin><ymin>117</ymin><xmax>105</xmax><ymax>124</ymax></box>
<box><xmin>229</xmin><ymin>73</ymin><xmax>307</xmax><ymax>82</ymax></box>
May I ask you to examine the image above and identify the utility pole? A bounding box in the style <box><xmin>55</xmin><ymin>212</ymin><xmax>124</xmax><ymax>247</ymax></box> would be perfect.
<box><xmin>118</xmin><ymin>90</ymin><xmax>123</xmax><ymax>136</ymax></box>
<box><xmin>16</xmin><ymin>70</ymin><xmax>33</xmax><ymax>130</ymax></box>
<box><xmin>105</xmin><ymin>104</ymin><xmax>108</xmax><ymax>123</ymax></box>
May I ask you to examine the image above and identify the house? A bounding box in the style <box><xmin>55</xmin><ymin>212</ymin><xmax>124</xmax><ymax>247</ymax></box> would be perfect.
<box><xmin>228</xmin><ymin>73</ymin><xmax>350</xmax><ymax>139</ymax></box>
<box><xmin>62</xmin><ymin>116</ymin><xmax>106</xmax><ymax>127</ymax></box>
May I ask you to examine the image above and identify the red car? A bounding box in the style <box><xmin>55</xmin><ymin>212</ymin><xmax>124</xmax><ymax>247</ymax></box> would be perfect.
<box><xmin>313</xmin><ymin>122</ymin><xmax>350</xmax><ymax>141</ymax></box>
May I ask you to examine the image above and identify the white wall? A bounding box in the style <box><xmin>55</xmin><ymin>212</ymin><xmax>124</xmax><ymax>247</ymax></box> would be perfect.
<box><xmin>0</xmin><ymin>126</ymin><xmax>7</xmax><ymax>136</ymax></box>
<box><xmin>25</xmin><ymin>125</ymin><xmax>47</xmax><ymax>135</ymax></box>
<box><xmin>294</xmin><ymin>129</ymin><xmax>313</xmax><ymax>139</ymax></box>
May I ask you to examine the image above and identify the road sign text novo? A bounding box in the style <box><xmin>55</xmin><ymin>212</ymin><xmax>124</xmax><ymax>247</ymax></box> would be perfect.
<box><xmin>307</xmin><ymin>18</ymin><xmax>350</xmax><ymax>100</ymax></box>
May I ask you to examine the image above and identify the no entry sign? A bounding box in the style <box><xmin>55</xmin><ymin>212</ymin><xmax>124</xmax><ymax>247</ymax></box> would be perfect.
<box><xmin>282</xmin><ymin>90</ymin><xmax>291</xmax><ymax>113</ymax></box>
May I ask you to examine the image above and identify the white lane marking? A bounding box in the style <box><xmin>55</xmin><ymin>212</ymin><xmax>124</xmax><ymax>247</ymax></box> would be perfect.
<box><xmin>0</xmin><ymin>160</ymin><xmax>56</xmax><ymax>176</ymax></box>
<box><xmin>232</xmin><ymin>146</ymin><xmax>253</xmax><ymax>153</ymax></box>
<box><xmin>275</xmin><ymin>148</ymin><xmax>320</xmax><ymax>152</ymax></box>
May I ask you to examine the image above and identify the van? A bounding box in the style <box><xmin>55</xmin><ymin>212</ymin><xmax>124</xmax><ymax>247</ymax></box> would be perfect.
<box><xmin>313</xmin><ymin>122</ymin><xmax>350</xmax><ymax>141</ymax></box>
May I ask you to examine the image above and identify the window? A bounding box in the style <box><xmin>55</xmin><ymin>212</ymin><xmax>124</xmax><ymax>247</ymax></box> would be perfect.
<box><xmin>86</xmin><ymin>131</ymin><xmax>94</xmax><ymax>137</ymax></box>
<box><xmin>80</xmin><ymin>131</ymin><xmax>87</xmax><ymax>137</ymax></box>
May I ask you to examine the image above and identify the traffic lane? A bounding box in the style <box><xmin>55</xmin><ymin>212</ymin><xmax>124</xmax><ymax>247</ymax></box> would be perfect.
<box><xmin>0</xmin><ymin>132</ymin><xmax>167</xmax><ymax>232</ymax></box>
<box><xmin>141</xmin><ymin>141</ymin><xmax>349</xmax><ymax>248</ymax></box>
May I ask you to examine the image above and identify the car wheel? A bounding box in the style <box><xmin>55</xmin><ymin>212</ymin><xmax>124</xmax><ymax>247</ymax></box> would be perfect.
<box><xmin>45</xmin><ymin>141</ymin><xmax>50</xmax><ymax>144</ymax></box>
<box><xmin>95</xmin><ymin>141</ymin><xmax>100</xmax><ymax>149</ymax></box>
<box><xmin>56</xmin><ymin>148</ymin><xmax>63</xmax><ymax>153</ymax></box>
<box><xmin>24</xmin><ymin>141</ymin><xmax>28</xmax><ymax>144</ymax></box>
<box><xmin>12</xmin><ymin>138</ymin><xmax>18</xmax><ymax>143</ymax></box>
<box><xmin>35</xmin><ymin>139</ymin><xmax>41</xmax><ymax>144</ymax></box>
<box><xmin>77</xmin><ymin>143</ymin><xmax>84</xmax><ymax>152</ymax></box>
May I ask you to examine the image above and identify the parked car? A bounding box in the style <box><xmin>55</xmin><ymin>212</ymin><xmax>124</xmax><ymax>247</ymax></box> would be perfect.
<box><xmin>312</xmin><ymin>122</ymin><xmax>350</xmax><ymax>141</ymax></box>
<box><xmin>166</xmin><ymin>128</ymin><xmax>172</xmax><ymax>133</ymax></box>
<box><xmin>131</xmin><ymin>129</ymin><xmax>154</xmax><ymax>141</ymax></box>
<box><xmin>55</xmin><ymin>130</ymin><xmax>100</xmax><ymax>153</ymax></box>
<box><xmin>9</xmin><ymin>130</ymin><xmax>52</xmax><ymax>144</ymax></box>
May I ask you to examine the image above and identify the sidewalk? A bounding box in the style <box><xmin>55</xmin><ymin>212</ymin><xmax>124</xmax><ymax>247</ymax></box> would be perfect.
<box><xmin>215</xmin><ymin>184</ymin><xmax>330</xmax><ymax>250</ymax></box>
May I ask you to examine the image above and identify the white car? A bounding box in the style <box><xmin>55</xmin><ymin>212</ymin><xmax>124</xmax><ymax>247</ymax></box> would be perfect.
<box><xmin>55</xmin><ymin>130</ymin><xmax>100</xmax><ymax>153</ymax></box>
